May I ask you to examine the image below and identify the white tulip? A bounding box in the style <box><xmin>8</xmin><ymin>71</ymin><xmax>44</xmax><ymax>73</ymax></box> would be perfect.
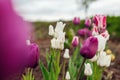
<box><xmin>55</xmin><ymin>22</ymin><xmax>66</xmax><ymax>33</ymax></box>
<box><xmin>48</xmin><ymin>25</ymin><xmax>54</xmax><ymax>36</ymax></box>
<box><xmin>97</xmin><ymin>51</ymin><xmax>111</xmax><ymax>67</ymax></box>
<box><xmin>89</xmin><ymin>55</ymin><xmax>97</xmax><ymax>62</ymax></box>
<box><xmin>57</xmin><ymin>32</ymin><xmax>66</xmax><ymax>43</ymax></box>
<box><xmin>63</xmin><ymin>49</ymin><xmax>70</xmax><ymax>59</ymax></box>
<box><xmin>95</xmin><ymin>35</ymin><xmax>107</xmax><ymax>52</ymax></box>
<box><xmin>84</xmin><ymin>63</ymin><xmax>92</xmax><ymax>76</ymax></box>
<box><xmin>51</xmin><ymin>38</ymin><xmax>57</xmax><ymax>49</ymax></box>
<box><xmin>65</xmin><ymin>71</ymin><xmax>70</xmax><ymax>80</ymax></box>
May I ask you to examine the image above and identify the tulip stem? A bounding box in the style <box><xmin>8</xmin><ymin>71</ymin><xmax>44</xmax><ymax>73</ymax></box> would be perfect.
<box><xmin>62</xmin><ymin>59</ymin><xmax>67</xmax><ymax>80</ymax></box>
<box><xmin>76</xmin><ymin>58</ymin><xmax>86</xmax><ymax>80</ymax></box>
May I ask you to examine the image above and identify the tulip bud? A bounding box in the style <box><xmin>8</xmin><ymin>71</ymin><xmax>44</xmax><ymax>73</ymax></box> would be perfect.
<box><xmin>48</xmin><ymin>25</ymin><xmax>54</xmax><ymax>36</ymax></box>
<box><xmin>65</xmin><ymin>71</ymin><xmax>70</xmax><ymax>80</ymax></box>
<box><xmin>73</xmin><ymin>17</ymin><xmax>80</xmax><ymax>25</ymax></box>
<box><xmin>97</xmin><ymin>51</ymin><xmax>111</xmax><ymax>67</ymax></box>
<box><xmin>85</xmin><ymin>18</ymin><xmax>91</xmax><ymax>27</ymax></box>
<box><xmin>80</xmin><ymin>36</ymin><xmax>98</xmax><ymax>59</ymax></box>
<box><xmin>28</xmin><ymin>43</ymin><xmax>40</xmax><ymax>67</ymax></box>
<box><xmin>78</xmin><ymin>28</ymin><xmax>91</xmax><ymax>37</ymax></box>
<box><xmin>63</xmin><ymin>49</ymin><xmax>70</xmax><ymax>59</ymax></box>
<box><xmin>72</xmin><ymin>36</ymin><xmax>79</xmax><ymax>47</ymax></box>
<box><xmin>84</xmin><ymin>63</ymin><xmax>92</xmax><ymax>76</ymax></box>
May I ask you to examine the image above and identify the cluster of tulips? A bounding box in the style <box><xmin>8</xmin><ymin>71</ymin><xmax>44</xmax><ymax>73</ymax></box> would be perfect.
<box><xmin>40</xmin><ymin>15</ymin><xmax>113</xmax><ymax>80</ymax></box>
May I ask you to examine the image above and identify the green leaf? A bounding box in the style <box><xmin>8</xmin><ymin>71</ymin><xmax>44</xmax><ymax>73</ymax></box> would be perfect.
<box><xmin>39</xmin><ymin>61</ymin><xmax>50</xmax><ymax>80</ymax></box>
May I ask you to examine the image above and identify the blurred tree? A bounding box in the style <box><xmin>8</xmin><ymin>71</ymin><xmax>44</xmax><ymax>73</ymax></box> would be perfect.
<box><xmin>76</xmin><ymin>0</ymin><xmax>97</xmax><ymax>17</ymax></box>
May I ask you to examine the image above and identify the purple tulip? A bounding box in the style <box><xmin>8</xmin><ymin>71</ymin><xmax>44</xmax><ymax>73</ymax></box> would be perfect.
<box><xmin>73</xmin><ymin>17</ymin><xmax>80</xmax><ymax>25</ymax></box>
<box><xmin>78</xmin><ymin>28</ymin><xmax>91</xmax><ymax>37</ymax></box>
<box><xmin>72</xmin><ymin>36</ymin><xmax>79</xmax><ymax>47</ymax></box>
<box><xmin>80</xmin><ymin>36</ymin><xmax>98</xmax><ymax>59</ymax></box>
<box><xmin>0</xmin><ymin>0</ymin><xmax>39</xmax><ymax>80</ymax></box>
<box><xmin>85</xmin><ymin>18</ymin><xmax>91</xmax><ymax>27</ymax></box>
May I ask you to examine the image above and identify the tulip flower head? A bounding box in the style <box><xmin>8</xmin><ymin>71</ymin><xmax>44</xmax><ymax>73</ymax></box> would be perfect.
<box><xmin>49</xmin><ymin>22</ymin><xmax>66</xmax><ymax>50</ymax></box>
<box><xmin>72</xmin><ymin>36</ymin><xmax>79</xmax><ymax>47</ymax></box>
<box><xmin>93</xmin><ymin>15</ymin><xmax>106</xmax><ymax>33</ymax></box>
<box><xmin>73</xmin><ymin>17</ymin><xmax>80</xmax><ymax>25</ymax></box>
<box><xmin>65</xmin><ymin>71</ymin><xmax>70</xmax><ymax>80</ymax></box>
<box><xmin>78</xmin><ymin>28</ymin><xmax>92</xmax><ymax>38</ymax></box>
<box><xmin>80</xmin><ymin>36</ymin><xmax>98</xmax><ymax>59</ymax></box>
<box><xmin>97</xmin><ymin>51</ymin><xmax>111</xmax><ymax>67</ymax></box>
<box><xmin>48</xmin><ymin>25</ymin><xmax>54</xmax><ymax>36</ymax></box>
<box><xmin>84</xmin><ymin>63</ymin><xmax>92</xmax><ymax>76</ymax></box>
<box><xmin>85</xmin><ymin>18</ymin><xmax>91</xmax><ymax>27</ymax></box>
<box><xmin>63</xmin><ymin>49</ymin><xmax>70</xmax><ymax>59</ymax></box>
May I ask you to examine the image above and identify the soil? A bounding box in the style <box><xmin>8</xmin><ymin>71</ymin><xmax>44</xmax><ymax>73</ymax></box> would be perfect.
<box><xmin>32</xmin><ymin>37</ymin><xmax>120</xmax><ymax>80</ymax></box>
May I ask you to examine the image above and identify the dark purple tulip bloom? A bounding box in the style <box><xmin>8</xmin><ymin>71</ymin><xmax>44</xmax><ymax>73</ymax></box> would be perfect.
<box><xmin>85</xmin><ymin>18</ymin><xmax>91</xmax><ymax>27</ymax></box>
<box><xmin>80</xmin><ymin>36</ymin><xmax>98</xmax><ymax>59</ymax></box>
<box><xmin>0</xmin><ymin>0</ymin><xmax>39</xmax><ymax>80</ymax></box>
<box><xmin>73</xmin><ymin>17</ymin><xmax>80</xmax><ymax>25</ymax></box>
<box><xmin>78</xmin><ymin>28</ymin><xmax>91</xmax><ymax>37</ymax></box>
<box><xmin>72</xmin><ymin>36</ymin><xmax>79</xmax><ymax>47</ymax></box>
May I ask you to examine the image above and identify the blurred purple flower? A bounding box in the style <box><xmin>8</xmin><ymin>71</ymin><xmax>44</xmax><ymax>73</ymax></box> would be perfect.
<box><xmin>85</xmin><ymin>18</ymin><xmax>91</xmax><ymax>27</ymax></box>
<box><xmin>80</xmin><ymin>36</ymin><xmax>98</xmax><ymax>59</ymax></box>
<box><xmin>72</xmin><ymin>36</ymin><xmax>79</xmax><ymax>47</ymax></box>
<box><xmin>78</xmin><ymin>28</ymin><xmax>92</xmax><ymax>37</ymax></box>
<box><xmin>72</xmin><ymin>17</ymin><xmax>80</xmax><ymax>25</ymax></box>
<box><xmin>0</xmin><ymin>0</ymin><xmax>39</xmax><ymax>79</ymax></box>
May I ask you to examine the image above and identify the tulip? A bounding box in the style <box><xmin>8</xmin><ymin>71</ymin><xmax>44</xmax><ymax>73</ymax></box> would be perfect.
<box><xmin>65</xmin><ymin>71</ymin><xmax>70</xmax><ymax>80</ymax></box>
<box><xmin>78</xmin><ymin>28</ymin><xmax>91</xmax><ymax>37</ymax></box>
<box><xmin>28</xmin><ymin>43</ymin><xmax>39</xmax><ymax>67</ymax></box>
<box><xmin>97</xmin><ymin>51</ymin><xmax>111</xmax><ymax>67</ymax></box>
<box><xmin>93</xmin><ymin>15</ymin><xmax>106</xmax><ymax>33</ymax></box>
<box><xmin>80</xmin><ymin>36</ymin><xmax>98</xmax><ymax>59</ymax></box>
<box><xmin>85</xmin><ymin>18</ymin><xmax>91</xmax><ymax>27</ymax></box>
<box><xmin>72</xmin><ymin>36</ymin><xmax>79</xmax><ymax>47</ymax></box>
<box><xmin>73</xmin><ymin>17</ymin><xmax>80</xmax><ymax>25</ymax></box>
<box><xmin>48</xmin><ymin>25</ymin><xmax>54</xmax><ymax>36</ymax></box>
<box><xmin>84</xmin><ymin>63</ymin><xmax>93</xmax><ymax>76</ymax></box>
<box><xmin>63</xmin><ymin>49</ymin><xmax>70</xmax><ymax>59</ymax></box>
<box><xmin>0</xmin><ymin>0</ymin><xmax>39</xmax><ymax>79</ymax></box>
<box><xmin>95</xmin><ymin>35</ymin><xmax>107</xmax><ymax>52</ymax></box>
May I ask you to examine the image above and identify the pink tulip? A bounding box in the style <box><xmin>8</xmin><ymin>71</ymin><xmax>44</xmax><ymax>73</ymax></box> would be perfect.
<box><xmin>72</xmin><ymin>36</ymin><xmax>79</xmax><ymax>47</ymax></box>
<box><xmin>73</xmin><ymin>17</ymin><xmax>80</xmax><ymax>25</ymax></box>
<box><xmin>85</xmin><ymin>18</ymin><xmax>91</xmax><ymax>27</ymax></box>
<box><xmin>0</xmin><ymin>0</ymin><xmax>39</xmax><ymax>79</ymax></box>
<box><xmin>80</xmin><ymin>36</ymin><xmax>98</xmax><ymax>59</ymax></box>
<box><xmin>93</xmin><ymin>15</ymin><xmax>106</xmax><ymax>33</ymax></box>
